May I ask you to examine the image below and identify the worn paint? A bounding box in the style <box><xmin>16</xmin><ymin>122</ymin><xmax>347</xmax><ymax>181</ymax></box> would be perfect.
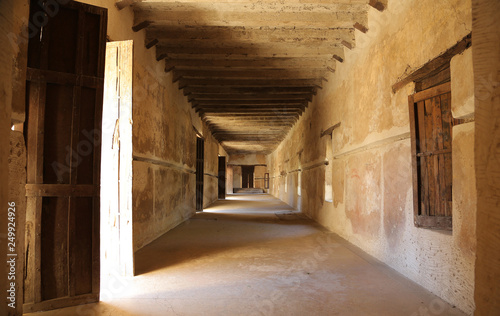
<box><xmin>267</xmin><ymin>0</ymin><xmax>476</xmax><ymax>313</ymax></box>
<box><xmin>345</xmin><ymin>152</ymin><xmax>381</xmax><ymax>240</ymax></box>
<box><xmin>382</xmin><ymin>142</ymin><xmax>410</xmax><ymax>250</ymax></box>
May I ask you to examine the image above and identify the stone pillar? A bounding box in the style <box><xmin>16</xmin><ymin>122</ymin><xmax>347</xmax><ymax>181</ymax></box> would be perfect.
<box><xmin>472</xmin><ymin>0</ymin><xmax>500</xmax><ymax>313</ymax></box>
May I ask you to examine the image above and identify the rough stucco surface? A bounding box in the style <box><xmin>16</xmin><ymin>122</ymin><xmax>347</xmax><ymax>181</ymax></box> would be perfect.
<box><xmin>228</xmin><ymin>154</ymin><xmax>266</xmax><ymax>166</ymax></box>
<box><xmin>267</xmin><ymin>0</ymin><xmax>476</xmax><ymax>313</ymax></box>
<box><xmin>131</xmin><ymin>55</ymin><xmax>222</xmax><ymax>251</ymax></box>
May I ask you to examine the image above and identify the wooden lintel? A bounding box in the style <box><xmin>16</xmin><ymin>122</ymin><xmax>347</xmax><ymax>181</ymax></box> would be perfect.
<box><xmin>132</xmin><ymin>20</ymin><xmax>152</xmax><ymax>32</ymax></box>
<box><xmin>354</xmin><ymin>22</ymin><xmax>368</xmax><ymax>33</ymax></box>
<box><xmin>321</xmin><ymin>122</ymin><xmax>341</xmax><ymax>137</ymax></box>
<box><xmin>156</xmin><ymin>53</ymin><xmax>167</xmax><ymax>62</ymax></box>
<box><xmin>369</xmin><ymin>0</ymin><xmax>387</xmax><ymax>12</ymax></box>
<box><xmin>341</xmin><ymin>40</ymin><xmax>353</xmax><ymax>50</ymax></box>
<box><xmin>452</xmin><ymin>113</ymin><xmax>475</xmax><ymax>126</ymax></box>
<box><xmin>392</xmin><ymin>33</ymin><xmax>472</xmax><ymax>93</ymax></box>
<box><xmin>333</xmin><ymin>54</ymin><xmax>344</xmax><ymax>63</ymax></box>
<box><xmin>145</xmin><ymin>38</ymin><xmax>158</xmax><ymax>49</ymax></box>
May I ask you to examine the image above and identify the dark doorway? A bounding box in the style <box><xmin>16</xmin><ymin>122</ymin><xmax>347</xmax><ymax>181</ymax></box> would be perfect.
<box><xmin>196</xmin><ymin>137</ymin><xmax>204</xmax><ymax>211</ymax></box>
<box><xmin>241</xmin><ymin>166</ymin><xmax>255</xmax><ymax>188</ymax></box>
<box><xmin>24</xmin><ymin>0</ymin><xmax>107</xmax><ymax>312</ymax></box>
<box><xmin>218</xmin><ymin>156</ymin><xmax>226</xmax><ymax>199</ymax></box>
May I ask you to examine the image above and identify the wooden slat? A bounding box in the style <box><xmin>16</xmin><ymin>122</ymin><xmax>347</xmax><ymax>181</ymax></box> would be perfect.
<box><xmin>178</xmin><ymin>78</ymin><xmax>323</xmax><ymax>89</ymax></box>
<box><xmin>423</xmin><ymin>98</ymin><xmax>436</xmax><ymax>216</ymax></box>
<box><xmin>440</xmin><ymin>93</ymin><xmax>453</xmax><ymax>217</ymax></box>
<box><xmin>417</xmin><ymin>100</ymin><xmax>429</xmax><ymax>217</ymax></box>
<box><xmin>156</xmin><ymin>43</ymin><xmax>345</xmax><ymax>58</ymax></box>
<box><xmin>173</xmin><ymin>68</ymin><xmax>327</xmax><ymax>81</ymax></box>
<box><xmin>321</xmin><ymin>122</ymin><xmax>341</xmax><ymax>137</ymax></box>
<box><xmin>416</xmin><ymin>148</ymin><xmax>452</xmax><ymax>157</ymax></box>
<box><xmin>26</xmin><ymin>184</ymin><xmax>97</xmax><ymax>197</ymax></box>
<box><xmin>189</xmin><ymin>93</ymin><xmax>312</xmax><ymax>102</ymax></box>
<box><xmin>432</xmin><ymin>96</ymin><xmax>444</xmax><ymax>216</ymax></box>
<box><xmin>26</xmin><ymin>68</ymin><xmax>104</xmax><ymax>88</ymax></box>
<box><xmin>133</xmin><ymin>3</ymin><xmax>367</xmax><ymax>28</ymax></box>
<box><xmin>415</xmin><ymin>215</ymin><xmax>452</xmax><ymax>231</ymax></box>
<box><xmin>412</xmin><ymin>82</ymin><xmax>451</xmax><ymax>103</ymax></box>
<box><xmin>183</xmin><ymin>86</ymin><xmax>317</xmax><ymax>95</ymax></box>
<box><xmin>23</xmin><ymin>293</ymin><xmax>99</xmax><ymax>313</ymax></box>
<box><xmin>149</xmin><ymin>26</ymin><xmax>354</xmax><ymax>46</ymax></box>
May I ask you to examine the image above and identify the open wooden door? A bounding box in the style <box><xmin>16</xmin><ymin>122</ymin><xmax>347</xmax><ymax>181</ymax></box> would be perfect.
<box><xmin>241</xmin><ymin>166</ymin><xmax>254</xmax><ymax>188</ymax></box>
<box><xmin>218</xmin><ymin>156</ymin><xmax>226</xmax><ymax>199</ymax></box>
<box><xmin>101</xmin><ymin>40</ymin><xmax>134</xmax><ymax>282</ymax></box>
<box><xmin>195</xmin><ymin>137</ymin><xmax>204</xmax><ymax>211</ymax></box>
<box><xmin>24</xmin><ymin>1</ymin><xmax>107</xmax><ymax>312</ymax></box>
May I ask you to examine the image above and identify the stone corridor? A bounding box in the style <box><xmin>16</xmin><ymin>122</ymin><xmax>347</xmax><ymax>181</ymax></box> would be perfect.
<box><xmin>28</xmin><ymin>194</ymin><xmax>464</xmax><ymax>316</ymax></box>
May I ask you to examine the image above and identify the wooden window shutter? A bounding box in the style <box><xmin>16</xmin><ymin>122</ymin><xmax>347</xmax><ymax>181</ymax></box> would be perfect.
<box><xmin>409</xmin><ymin>82</ymin><xmax>453</xmax><ymax>230</ymax></box>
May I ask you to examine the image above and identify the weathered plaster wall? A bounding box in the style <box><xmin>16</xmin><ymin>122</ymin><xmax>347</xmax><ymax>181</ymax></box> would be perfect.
<box><xmin>472</xmin><ymin>0</ymin><xmax>500</xmax><ymax>313</ymax></box>
<box><xmin>228</xmin><ymin>154</ymin><xmax>266</xmax><ymax>166</ymax></box>
<box><xmin>267</xmin><ymin>1</ymin><xmax>476</xmax><ymax>313</ymax></box>
<box><xmin>226</xmin><ymin>165</ymin><xmax>234</xmax><ymax>194</ymax></box>
<box><xmin>232</xmin><ymin>165</ymin><xmax>242</xmax><ymax>189</ymax></box>
<box><xmin>80</xmin><ymin>0</ymin><xmax>223</xmax><ymax>251</ymax></box>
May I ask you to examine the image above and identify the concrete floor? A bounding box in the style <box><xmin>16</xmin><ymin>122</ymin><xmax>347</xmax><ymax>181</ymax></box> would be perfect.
<box><xmin>28</xmin><ymin>194</ymin><xmax>465</xmax><ymax>316</ymax></box>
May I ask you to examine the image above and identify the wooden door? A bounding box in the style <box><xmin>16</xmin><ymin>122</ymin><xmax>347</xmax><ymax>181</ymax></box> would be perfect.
<box><xmin>24</xmin><ymin>1</ymin><xmax>107</xmax><ymax>312</ymax></box>
<box><xmin>196</xmin><ymin>137</ymin><xmax>204</xmax><ymax>211</ymax></box>
<box><xmin>409</xmin><ymin>82</ymin><xmax>453</xmax><ymax>230</ymax></box>
<box><xmin>218</xmin><ymin>156</ymin><xmax>226</xmax><ymax>199</ymax></box>
<box><xmin>241</xmin><ymin>166</ymin><xmax>254</xmax><ymax>188</ymax></box>
<box><xmin>101</xmin><ymin>41</ymin><xmax>134</xmax><ymax>278</ymax></box>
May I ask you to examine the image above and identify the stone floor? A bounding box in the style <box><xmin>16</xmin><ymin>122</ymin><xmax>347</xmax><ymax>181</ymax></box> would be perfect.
<box><xmin>27</xmin><ymin>194</ymin><xmax>466</xmax><ymax>316</ymax></box>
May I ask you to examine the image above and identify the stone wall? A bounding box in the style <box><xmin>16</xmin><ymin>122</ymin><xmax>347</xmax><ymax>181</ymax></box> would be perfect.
<box><xmin>267</xmin><ymin>0</ymin><xmax>476</xmax><ymax>313</ymax></box>
<box><xmin>472</xmin><ymin>0</ymin><xmax>500</xmax><ymax>314</ymax></box>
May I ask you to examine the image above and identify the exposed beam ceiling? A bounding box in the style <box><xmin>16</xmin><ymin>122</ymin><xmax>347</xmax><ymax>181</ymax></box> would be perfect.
<box><xmin>125</xmin><ymin>0</ymin><xmax>377</xmax><ymax>154</ymax></box>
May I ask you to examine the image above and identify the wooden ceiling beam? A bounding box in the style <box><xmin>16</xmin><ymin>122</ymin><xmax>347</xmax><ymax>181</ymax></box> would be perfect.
<box><xmin>173</xmin><ymin>68</ymin><xmax>327</xmax><ymax>82</ymax></box>
<box><xmin>202</xmin><ymin>113</ymin><xmax>300</xmax><ymax>119</ymax></box>
<box><xmin>183</xmin><ymin>86</ymin><xmax>317</xmax><ymax>96</ymax></box>
<box><xmin>138</xmin><ymin>0</ymin><xmax>368</xmax><ymax>4</ymax></box>
<box><xmin>188</xmin><ymin>93</ymin><xmax>313</xmax><ymax>102</ymax></box>
<box><xmin>206</xmin><ymin>118</ymin><xmax>297</xmax><ymax>123</ymax></box>
<box><xmin>146</xmin><ymin>26</ymin><xmax>354</xmax><ymax>45</ymax></box>
<box><xmin>133</xmin><ymin>3</ymin><xmax>368</xmax><ymax>28</ymax></box>
<box><xmin>200</xmin><ymin>109</ymin><xmax>303</xmax><ymax>115</ymax></box>
<box><xmin>193</xmin><ymin>99</ymin><xmax>309</xmax><ymax>106</ymax></box>
<box><xmin>165</xmin><ymin>58</ymin><xmax>336</xmax><ymax>72</ymax></box>
<box><xmin>156</xmin><ymin>42</ymin><xmax>345</xmax><ymax>59</ymax></box>
<box><xmin>178</xmin><ymin>78</ymin><xmax>324</xmax><ymax>89</ymax></box>
<box><xmin>197</xmin><ymin>107</ymin><xmax>306</xmax><ymax>113</ymax></box>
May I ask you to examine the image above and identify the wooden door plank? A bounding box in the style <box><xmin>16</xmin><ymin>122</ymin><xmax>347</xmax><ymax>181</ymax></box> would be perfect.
<box><xmin>424</xmin><ymin>98</ymin><xmax>436</xmax><ymax>216</ymax></box>
<box><xmin>408</xmin><ymin>96</ymin><xmax>420</xmax><ymax>223</ymax></box>
<box><xmin>417</xmin><ymin>100</ymin><xmax>429</xmax><ymax>217</ymax></box>
<box><xmin>412</xmin><ymin>82</ymin><xmax>451</xmax><ymax>103</ymax></box>
<box><xmin>440</xmin><ymin>93</ymin><xmax>453</xmax><ymax>217</ymax></box>
<box><xmin>432</xmin><ymin>95</ymin><xmax>445</xmax><ymax>217</ymax></box>
<box><xmin>25</xmin><ymin>184</ymin><xmax>96</xmax><ymax>196</ymax></box>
